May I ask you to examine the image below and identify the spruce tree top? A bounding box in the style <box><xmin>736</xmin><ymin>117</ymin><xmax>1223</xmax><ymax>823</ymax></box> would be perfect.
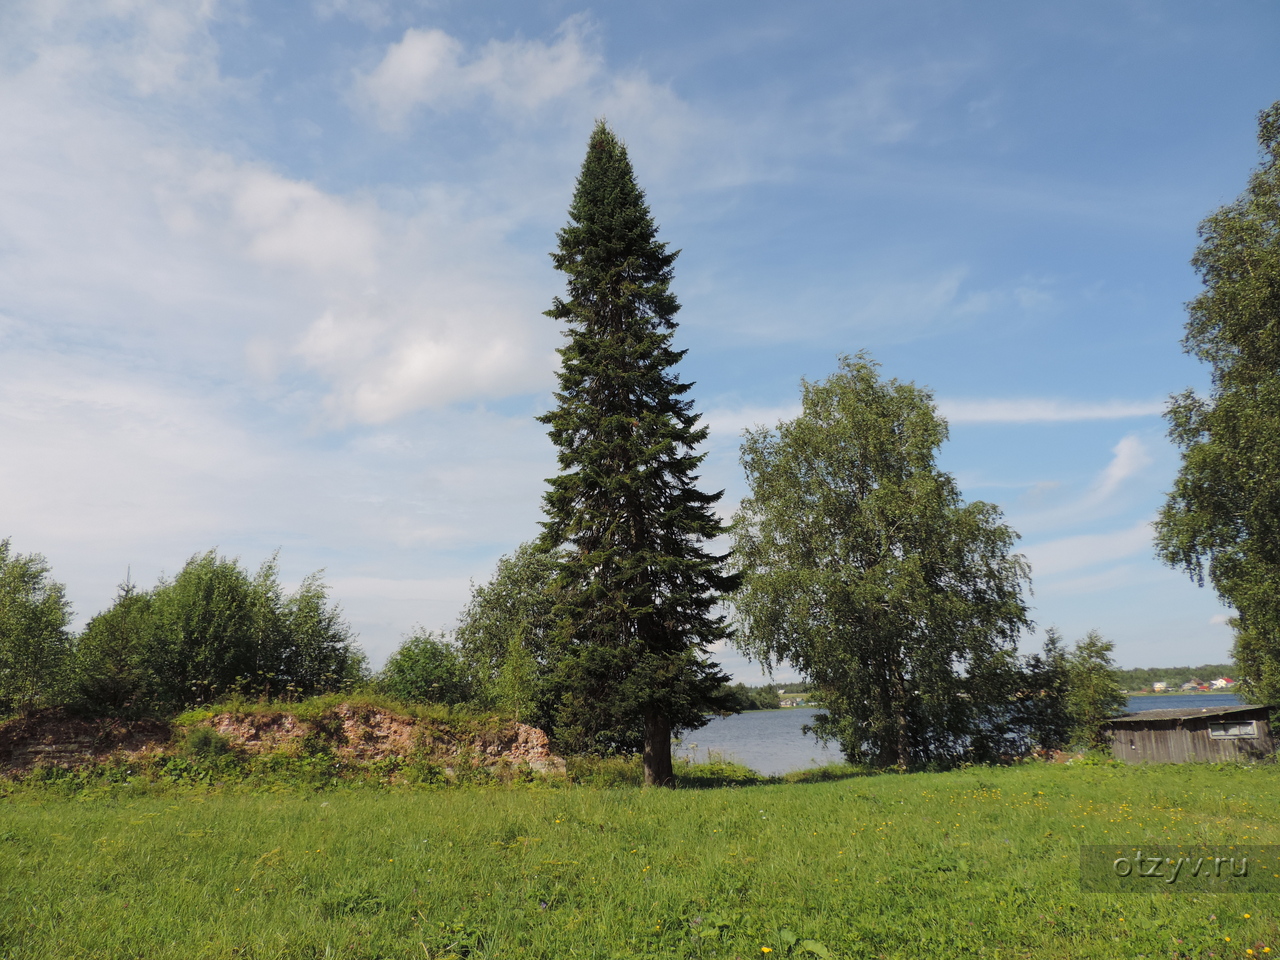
<box><xmin>547</xmin><ymin>122</ymin><xmax>679</xmax><ymax>334</ymax></box>
<box><xmin>539</xmin><ymin>121</ymin><xmax>723</xmax><ymax>561</ymax></box>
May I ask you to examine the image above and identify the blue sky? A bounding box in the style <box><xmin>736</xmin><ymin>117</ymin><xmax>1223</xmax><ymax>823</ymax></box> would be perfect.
<box><xmin>1</xmin><ymin>0</ymin><xmax>1277</xmax><ymax>677</ymax></box>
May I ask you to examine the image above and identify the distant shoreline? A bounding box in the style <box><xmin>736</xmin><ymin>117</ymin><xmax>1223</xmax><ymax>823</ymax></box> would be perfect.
<box><xmin>1127</xmin><ymin>690</ymin><xmax>1237</xmax><ymax>697</ymax></box>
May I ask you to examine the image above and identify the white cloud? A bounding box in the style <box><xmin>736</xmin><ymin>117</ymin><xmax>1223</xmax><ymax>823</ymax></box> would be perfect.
<box><xmin>295</xmin><ymin>305</ymin><xmax>550</xmax><ymax>422</ymax></box>
<box><xmin>701</xmin><ymin>404</ymin><xmax>802</xmax><ymax>446</ymax></box>
<box><xmin>1021</xmin><ymin>520</ymin><xmax>1154</xmax><ymax>577</ymax></box>
<box><xmin>1009</xmin><ymin>434</ymin><xmax>1156</xmax><ymax>535</ymax></box>
<box><xmin>347</xmin><ymin>15</ymin><xmax>728</xmax><ymax>194</ymax></box>
<box><xmin>1090</xmin><ymin>434</ymin><xmax>1153</xmax><ymax>503</ymax></box>
<box><xmin>937</xmin><ymin>397</ymin><xmax>1165</xmax><ymax>423</ymax></box>
<box><xmin>8</xmin><ymin>0</ymin><xmax>225</xmax><ymax>98</ymax></box>
<box><xmin>0</xmin><ymin>35</ymin><xmax>561</xmax><ymax>423</ymax></box>
<box><xmin>220</xmin><ymin>166</ymin><xmax>382</xmax><ymax>278</ymax></box>
<box><xmin>356</xmin><ymin>17</ymin><xmax>603</xmax><ymax>129</ymax></box>
<box><xmin>357</xmin><ymin>28</ymin><xmax>464</xmax><ymax>127</ymax></box>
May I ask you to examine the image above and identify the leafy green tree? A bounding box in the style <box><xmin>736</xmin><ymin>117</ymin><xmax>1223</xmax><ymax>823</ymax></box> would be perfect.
<box><xmin>0</xmin><ymin>539</ymin><xmax>73</xmax><ymax>714</ymax></box>
<box><xmin>73</xmin><ymin>580</ymin><xmax>156</xmax><ymax>715</ymax></box>
<box><xmin>731</xmin><ymin>356</ymin><xmax>1033</xmax><ymax>769</ymax></box>
<box><xmin>1065</xmin><ymin>630</ymin><xmax>1127</xmax><ymax>750</ymax></box>
<box><xmin>378</xmin><ymin>629</ymin><xmax>471</xmax><ymax>705</ymax></box>
<box><xmin>274</xmin><ymin>567</ymin><xmax>367</xmax><ymax>698</ymax></box>
<box><xmin>454</xmin><ymin>542</ymin><xmax>561</xmax><ymax>723</ymax></box>
<box><xmin>74</xmin><ymin>550</ymin><xmax>363</xmax><ymax>713</ymax></box>
<box><xmin>145</xmin><ymin>551</ymin><xmax>267</xmax><ymax>707</ymax></box>
<box><xmin>1110</xmin><ymin>663</ymin><xmax>1234</xmax><ymax>690</ymax></box>
<box><xmin>745</xmin><ymin>683</ymin><xmax>782</xmax><ymax>710</ymax></box>
<box><xmin>538</xmin><ymin>122</ymin><xmax>738</xmax><ymax>784</ymax></box>
<box><xmin>1013</xmin><ymin>630</ymin><xmax>1072</xmax><ymax>754</ymax></box>
<box><xmin>1155</xmin><ymin>101</ymin><xmax>1280</xmax><ymax>705</ymax></box>
<box><xmin>716</xmin><ymin>682</ymin><xmax>782</xmax><ymax>712</ymax></box>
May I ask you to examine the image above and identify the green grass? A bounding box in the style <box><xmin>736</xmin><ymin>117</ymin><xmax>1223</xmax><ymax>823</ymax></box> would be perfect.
<box><xmin>3</xmin><ymin>761</ymin><xmax>1280</xmax><ymax>958</ymax></box>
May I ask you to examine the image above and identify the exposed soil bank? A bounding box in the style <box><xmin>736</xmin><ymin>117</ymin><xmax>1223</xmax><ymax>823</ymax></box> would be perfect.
<box><xmin>0</xmin><ymin>703</ymin><xmax>564</xmax><ymax>778</ymax></box>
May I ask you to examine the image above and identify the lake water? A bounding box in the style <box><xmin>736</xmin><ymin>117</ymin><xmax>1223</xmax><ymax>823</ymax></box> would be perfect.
<box><xmin>1126</xmin><ymin>692</ymin><xmax>1241</xmax><ymax>712</ymax></box>
<box><xmin>676</xmin><ymin>692</ymin><xmax>1247</xmax><ymax>776</ymax></box>
<box><xmin>676</xmin><ymin>708</ymin><xmax>839</xmax><ymax>776</ymax></box>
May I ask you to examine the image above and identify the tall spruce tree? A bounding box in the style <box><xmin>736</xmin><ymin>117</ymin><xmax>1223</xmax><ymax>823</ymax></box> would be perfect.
<box><xmin>538</xmin><ymin>122</ymin><xmax>737</xmax><ymax>785</ymax></box>
<box><xmin>1155</xmin><ymin>101</ymin><xmax>1280</xmax><ymax>704</ymax></box>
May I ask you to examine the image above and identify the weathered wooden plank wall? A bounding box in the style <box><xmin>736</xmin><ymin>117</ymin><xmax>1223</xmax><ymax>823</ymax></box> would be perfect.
<box><xmin>1109</xmin><ymin>711</ymin><xmax>1275</xmax><ymax>764</ymax></box>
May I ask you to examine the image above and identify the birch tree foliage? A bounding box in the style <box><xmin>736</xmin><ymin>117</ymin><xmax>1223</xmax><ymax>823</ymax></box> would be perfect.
<box><xmin>1155</xmin><ymin>102</ymin><xmax>1280</xmax><ymax>705</ymax></box>
<box><xmin>0</xmin><ymin>539</ymin><xmax>73</xmax><ymax>714</ymax></box>
<box><xmin>731</xmin><ymin>355</ymin><xmax>1032</xmax><ymax>768</ymax></box>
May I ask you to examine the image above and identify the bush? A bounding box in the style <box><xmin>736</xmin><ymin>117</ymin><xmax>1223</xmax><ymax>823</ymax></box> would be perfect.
<box><xmin>378</xmin><ymin>630</ymin><xmax>472</xmax><ymax>705</ymax></box>
<box><xmin>0</xmin><ymin>539</ymin><xmax>73</xmax><ymax>714</ymax></box>
<box><xmin>1066</xmin><ymin>630</ymin><xmax>1127</xmax><ymax>749</ymax></box>
<box><xmin>182</xmin><ymin>726</ymin><xmax>232</xmax><ymax>759</ymax></box>
<box><xmin>72</xmin><ymin>551</ymin><xmax>366</xmax><ymax>714</ymax></box>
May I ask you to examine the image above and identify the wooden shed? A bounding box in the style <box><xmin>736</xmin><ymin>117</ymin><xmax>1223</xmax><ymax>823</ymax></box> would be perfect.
<box><xmin>1105</xmin><ymin>704</ymin><xmax>1275</xmax><ymax>764</ymax></box>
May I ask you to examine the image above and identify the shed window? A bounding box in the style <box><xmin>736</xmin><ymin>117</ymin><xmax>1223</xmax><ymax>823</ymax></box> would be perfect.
<box><xmin>1208</xmin><ymin>720</ymin><xmax>1257</xmax><ymax>739</ymax></box>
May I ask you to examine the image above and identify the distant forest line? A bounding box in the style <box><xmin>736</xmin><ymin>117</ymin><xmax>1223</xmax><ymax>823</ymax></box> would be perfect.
<box><xmin>740</xmin><ymin>667</ymin><xmax>1239</xmax><ymax>703</ymax></box>
<box><xmin>1109</xmin><ymin>664</ymin><xmax>1235</xmax><ymax>691</ymax></box>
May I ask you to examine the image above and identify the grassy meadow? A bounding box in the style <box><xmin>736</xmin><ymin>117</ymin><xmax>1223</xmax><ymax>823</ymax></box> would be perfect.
<box><xmin>2</xmin><ymin>761</ymin><xmax>1279</xmax><ymax>959</ymax></box>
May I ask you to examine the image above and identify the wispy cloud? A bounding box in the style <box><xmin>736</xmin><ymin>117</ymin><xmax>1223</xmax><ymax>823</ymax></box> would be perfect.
<box><xmin>937</xmin><ymin>398</ymin><xmax>1164</xmax><ymax>423</ymax></box>
<box><xmin>701</xmin><ymin>404</ymin><xmax>802</xmax><ymax>446</ymax></box>
<box><xmin>1008</xmin><ymin>434</ymin><xmax>1156</xmax><ymax>535</ymax></box>
<box><xmin>1022</xmin><ymin>520</ymin><xmax>1154</xmax><ymax>577</ymax></box>
<box><xmin>347</xmin><ymin>15</ymin><xmax>762</xmax><ymax>195</ymax></box>
<box><xmin>1089</xmin><ymin>434</ymin><xmax>1153</xmax><ymax>504</ymax></box>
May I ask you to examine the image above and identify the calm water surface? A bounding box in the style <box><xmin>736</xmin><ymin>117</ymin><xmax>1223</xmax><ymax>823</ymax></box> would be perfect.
<box><xmin>1125</xmin><ymin>692</ymin><xmax>1241</xmax><ymax>712</ymax></box>
<box><xmin>676</xmin><ymin>708</ymin><xmax>838</xmax><ymax>776</ymax></box>
<box><xmin>676</xmin><ymin>693</ymin><xmax>1246</xmax><ymax>776</ymax></box>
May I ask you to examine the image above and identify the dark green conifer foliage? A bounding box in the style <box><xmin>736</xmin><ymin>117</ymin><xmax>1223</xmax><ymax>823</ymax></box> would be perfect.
<box><xmin>538</xmin><ymin>122</ymin><xmax>738</xmax><ymax>785</ymax></box>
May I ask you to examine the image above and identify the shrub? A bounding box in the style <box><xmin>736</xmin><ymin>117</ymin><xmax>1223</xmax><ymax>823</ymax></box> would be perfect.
<box><xmin>378</xmin><ymin>630</ymin><xmax>472</xmax><ymax>705</ymax></box>
<box><xmin>182</xmin><ymin>726</ymin><xmax>232</xmax><ymax>759</ymax></box>
<box><xmin>1066</xmin><ymin>630</ymin><xmax>1128</xmax><ymax>750</ymax></box>
<box><xmin>0</xmin><ymin>539</ymin><xmax>73</xmax><ymax>714</ymax></box>
<box><xmin>73</xmin><ymin>551</ymin><xmax>366</xmax><ymax>715</ymax></box>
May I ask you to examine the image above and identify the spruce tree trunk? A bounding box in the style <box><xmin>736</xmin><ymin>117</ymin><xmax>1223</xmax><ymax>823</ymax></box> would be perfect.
<box><xmin>643</xmin><ymin>711</ymin><xmax>674</xmax><ymax>786</ymax></box>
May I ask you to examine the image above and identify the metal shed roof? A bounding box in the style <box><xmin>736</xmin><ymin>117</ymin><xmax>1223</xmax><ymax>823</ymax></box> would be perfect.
<box><xmin>1107</xmin><ymin>704</ymin><xmax>1269</xmax><ymax>725</ymax></box>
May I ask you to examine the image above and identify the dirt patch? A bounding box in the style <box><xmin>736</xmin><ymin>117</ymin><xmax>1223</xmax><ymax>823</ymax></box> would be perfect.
<box><xmin>208</xmin><ymin>704</ymin><xmax>564</xmax><ymax>773</ymax></box>
<box><xmin>0</xmin><ymin>704</ymin><xmax>565</xmax><ymax>777</ymax></box>
<box><xmin>0</xmin><ymin>711</ymin><xmax>172</xmax><ymax>775</ymax></box>
<box><xmin>208</xmin><ymin>712</ymin><xmax>309</xmax><ymax>754</ymax></box>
